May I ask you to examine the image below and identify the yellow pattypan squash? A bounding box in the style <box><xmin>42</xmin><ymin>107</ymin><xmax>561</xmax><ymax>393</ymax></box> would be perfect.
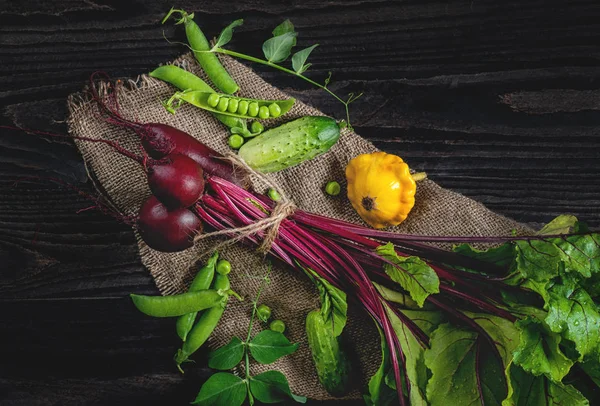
<box><xmin>345</xmin><ymin>151</ymin><xmax>425</xmax><ymax>229</ymax></box>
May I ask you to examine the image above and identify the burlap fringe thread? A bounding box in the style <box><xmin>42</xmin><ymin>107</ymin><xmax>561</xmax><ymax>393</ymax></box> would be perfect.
<box><xmin>193</xmin><ymin>153</ymin><xmax>297</xmax><ymax>259</ymax></box>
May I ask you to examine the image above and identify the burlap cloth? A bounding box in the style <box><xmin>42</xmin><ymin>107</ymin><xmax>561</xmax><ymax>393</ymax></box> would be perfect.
<box><xmin>67</xmin><ymin>53</ymin><xmax>531</xmax><ymax>401</ymax></box>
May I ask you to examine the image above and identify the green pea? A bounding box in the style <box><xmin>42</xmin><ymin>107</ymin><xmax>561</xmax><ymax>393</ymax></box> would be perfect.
<box><xmin>251</xmin><ymin>121</ymin><xmax>264</xmax><ymax>134</ymax></box>
<box><xmin>217</xmin><ymin>97</ymin><xmax>229</xmax><ymax>112</ymax></box>
<box><xmin>248</xmin><ymin>102</ymin><xmax>259</xmax><ymax>117</ymax></box>
<box><xmin>175</xmin><ymin>252</ymin><xmax>218</xmax><ymax>341</ymax></box>
<box><xmin>174</xmin><ymin>273</ymin><xmax>231</xmax><ymax>370</ymax></box>
<box><xmin>270</xmin><ymin>319</ymin><xmax>286</xmax><ymax>333</ymax></box>
<box><xmin>268</xmin><ymin>103</ymin><xmax>281</xmax><ymax>118</ymax></box>
<box><xmin>237</xmin><ymin>100</ymin><xmax>249</xmax><ymax>115</ymax></box>
<box><xmin>267</xmin><ymin>188</ymin><xmax>281</xmax><ymax>202</ymax></box>
<box><xmin>227</xmin><ymin>98</ymin><xmax>239</xmax><ymax>113</ymax></box>
<box><xmin>207</xmin><ymin>93</ymin><xmax>220</xmax><ymax>107</ymax></box>
<box><xmin>130</xmin><ymin>290</ymin><xmax>223</xmax><ymax>318</ymax></box>
<box><xmin>325</xmin><ymin>181</ymin><xmax>341</xmax><ymax>196</ymax></box>
<box><xmin>216</xmin><ymin>259</ymin><xmax>232</xmax><ymax>275</ymax></box>
<box><xmin>258</xmin><ymin>106</ymin><xmax>270</xmax><ymax>119</ymax></box>
<box><xmin>228</xmin><ymin>134</ymin><xmax>244</xmax><ymax>150</ymax></box>
<box><xmin>257</xmin><ymin>304</ymin><xmax>272</xmax><ymax>322</ymax></box>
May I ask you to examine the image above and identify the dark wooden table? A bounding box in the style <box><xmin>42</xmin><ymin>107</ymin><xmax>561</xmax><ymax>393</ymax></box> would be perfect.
<box><xmin>1</xmin><ymin>1</ymin><xmax>599</xmax><ymax>404</ymax></box>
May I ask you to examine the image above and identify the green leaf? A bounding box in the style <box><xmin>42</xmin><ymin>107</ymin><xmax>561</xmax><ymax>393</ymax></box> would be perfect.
<box><xmin>249</xmin><ymin>370</ymin><xmax>306</xmax><ymax>403</ymax></box>
<box><xmin>453</xmin><ymin>242</ymin><xmax>516</xmax><ymax>268</ymax></box>
<box><xmin>580</xmin><ymin>356</ymin><xmax>600</xmax><ymax>387</ymax></box>
<box><xmin>545</xmin><ymin>285</ymin><xmax>600</xmax><ymax>359</ymax></box>
<box><xmin>292</xmin><ymin>44</ymin><xmax>319</xmax><ymax>74</ymax></box>
<box><xmin>376</xmin><ymin>243</ymin><xmax>440</xmax><ymax>307</ymax></box>
<box><xmin>424</xmin><ymin>323</ymin><xmax>511</xmax><ymax>406</ymax></box>
<box><xmin>262</xmin><ymin>32</ymin><xmax>297</xmax><ymax>63</ymax></box>
<box><xmin>581</xmin><ymin>272</ymin><xmax>600</xmax><ymax>298</ymax></box>
<box><xmin>207</xmin><ymin>337</ymin><xmax>245</xmax><ymax>370</ymax></box>
<box><xmin>400</xmin><ymin>309</ymin><xmax>446</xmax><ymax>336</ymax></box>
<box><xmin>513</xmin><ymin>318</ymin><xmax>574</xmax><ymax>382</ymax></box>
<box><xmin>248</xmin><ymin>330</ymin><xmax>299</xmax><ymax>364</ymax></box>
<box><xmin>192</xmin><ymin>372</ymin><xmax>247</xmax><ymax>406</ymax></box>
<box><xmin>374</xmin><ymin>282</ymin><xmax>421</xmax><ymax>310</ymax></box>
<box><xmin>538</xmin><ymin>215</ymin><xmax>579</xmax><ymax>235</ymax></box>
<box><xmin>386</xmin><ymin>306</ymin><xmax>437</xmax><ymax>406</ymax></box>
<box><xmin>305</xmin><ymin>268</ymin><xmax>347</xmax><ymax>337</ymax></box>
<box><xmin>515</xmin><ymin>240</ymin><xmax>563</xmax><ymax>282</ymax></box>
<box><xmin>273</xmin><ymin>19</ymin><xmax>295</xmax><ymax>36</ymax></box>
<box><xmin>364</xmin><ymin>325</ymin><xmax>398</xmax><ymax>406</ymax></box>
<box><xmin>272</xmin><ymin>20</ymin><xmax>296</xmax><ymax>46</ymax></box>
<box><xmin>503</xmin><ymin>363</ymin><xmax>589</xmax><ymax>406</ymax></box>
<box><xmin>521</xmin><ymin>278</ymin><xmax>552</xmax><ymax>305</ymax></box>
<box><xmin>556</xmin><ymin>234</ymin><xmax>600</xmax><ymax>278</ymax></box>
<box><xmin>214</xmin><ymin>19</ymin><xmax>243</xmax><ymax>49</ymax></box>
<box><xmin>462</xmin><ymin>311</ymin><xmax>521</xmax><ymax>367</ymax></box>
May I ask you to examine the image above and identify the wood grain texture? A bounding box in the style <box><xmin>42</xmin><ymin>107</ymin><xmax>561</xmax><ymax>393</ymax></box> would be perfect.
<box><xmin>1</xmin><ymin>0</ymin><xmax>599</xmax><ymax>404</ymax></box>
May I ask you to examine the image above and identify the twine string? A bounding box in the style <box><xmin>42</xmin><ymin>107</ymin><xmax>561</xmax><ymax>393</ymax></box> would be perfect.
<box><xmin>193</xmin><ymin>153</ymin><xmax>296</xmax><ymax>256</ymax></box>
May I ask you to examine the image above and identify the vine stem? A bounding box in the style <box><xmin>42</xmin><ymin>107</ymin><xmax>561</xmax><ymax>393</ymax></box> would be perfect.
<box><xmin>243</xmin><ymin>263</ymin><xmax>273</xmax><ymax>401</ymax></box>
<box><xmin>213</xmin><ymin>47</ymin><xmax>355</xmax><ymax>128</ymax></box>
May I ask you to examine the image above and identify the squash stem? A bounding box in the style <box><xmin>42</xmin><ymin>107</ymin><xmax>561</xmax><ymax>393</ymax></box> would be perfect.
<box><xmin>412</xmin><ymin>172</ymin><xmax>427</xmax><ymax>182</ymax></box>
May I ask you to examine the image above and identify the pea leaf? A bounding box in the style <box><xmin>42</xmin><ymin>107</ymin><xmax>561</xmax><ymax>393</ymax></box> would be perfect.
<box><xmin>515</xmin><ymin>240</ymin><xmax>564</xmax><ymax>282</ymax></box>
<box><xmin>272</xmin><ymin>19</ymin><xmax>296</xmax><ymax>45</ymax></box>
<box><xmin>376</xmin><ymin>243</ymin><xmax>440</xmax><ymax>307</ymax></box>
<box><xmin>292</xmin><ymin>44</ymin><xmax>319</xmax><ymax>74</ymax></box>
<box><xmin>250</xmin><ymin>370</ymin><xmax>306</xmax><ymax>403</ymax></box>
<box><xmin>214</xmin><ymin>19</ymin><xmax>243</xmax><ymax>49</ymax></box>
<box><xmin>504</xmin><ymin>363</ymin><xmax>589</xmax><ymax>406</ymax></box>
<box><xmin>424</xmin><ymin>321</ymin><xmax>516</xmax><ymax>406</ymax></box>
<box><xmin>207</xmin><ymin>337</ymin><xmax>245</xmax><ymax>370</ymax></box>
<box><xmin>545</xmin><ymin>285</ymin><xmax>600</xmax><ymax>359</ymax></box>
<box><xmin>538</xmin><ymin>215</ymin><xmax>579</xmax><ymax>235</ymax></box>
<box><xmin>262</xmin><ymin>32</ymin><xmax>297</xmax><ymax>63</ymax></box>
<box><xmin>248</xmin><ymin>330</ymin><xmax>299</xmax><ymax>364</ymax></box>
<box><xmin>305</xmin><ymin>268</ymin><xmax>347</xmax><ymax>336</ymax></box>
<box><xmin>192</xmin><ymin>372</ymin><xmax>247</xmax><ymax>406</ymax></box>
<box><xmin>512</xmin><ymin>318</ymin><xmax>574</xmax><ymax>382</ymax></box>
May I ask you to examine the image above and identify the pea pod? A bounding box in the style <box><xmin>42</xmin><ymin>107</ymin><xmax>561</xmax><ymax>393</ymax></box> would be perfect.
<box><xmin>175</xmin><ymin>252</ymin><xmax>218</xmax><ymax>341</ymax></box>
<box><xmin>162</xmin><ymin>9</ymin><xmax>238</xmax><ymax>94</ymax></box>
<box><xmin>165</xmin><ymin>90</ymin><xmax>295</xmax><ymax>120</ymax></box>
<box><xmin>149</xmin><ymin>65</ymin><xmax>246</xmax><ymax>131</ymax></box>
<box><xmin>174</xmin><ymin>273</ymin><xmax>231</xmax><ymax>369</ymax></box>
<box><xmin>130</xmin><ymin>290</ymin><xmax>222</xmax><ymax>318</ymax></box>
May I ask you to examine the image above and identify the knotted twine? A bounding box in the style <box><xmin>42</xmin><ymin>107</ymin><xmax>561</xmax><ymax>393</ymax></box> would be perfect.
<box><xmin>67</xmin><ymin>52</ymin><xmax>532</xmax><ymax>400</ymax></box>
<box><xmin>193</xmin><ymin>152</ymin><xmax>296</xmax><ymax>257</ymax></box>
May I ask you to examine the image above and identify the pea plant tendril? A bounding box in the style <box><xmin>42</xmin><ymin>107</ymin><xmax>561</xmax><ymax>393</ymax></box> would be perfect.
<box><xmin>162</xmin><ymin>8</ymin><xmax>363</xmax><ymax>130</ymax></box>
<box><xmin>193</xmin><ymin>263</ymin><xmax>306</xmax><ymax>406</ymax></box>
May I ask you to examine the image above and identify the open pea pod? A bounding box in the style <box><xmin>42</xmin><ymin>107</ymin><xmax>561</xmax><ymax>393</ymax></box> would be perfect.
<box><xmin>164</xmin><ymin>90</ymin><xmax>295</xmax><ymax>120</ymax></box>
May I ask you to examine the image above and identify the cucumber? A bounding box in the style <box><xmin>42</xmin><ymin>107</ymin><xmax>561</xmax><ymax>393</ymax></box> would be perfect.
<box><xmin>238</xmin><ymin>116</ymin><xmax>340</xmax><ymax>173</ymax></box>
<box><xmin>305</xmin><ymin>309</ymin><xmax>351</xmax><ymax>397</ymax></box>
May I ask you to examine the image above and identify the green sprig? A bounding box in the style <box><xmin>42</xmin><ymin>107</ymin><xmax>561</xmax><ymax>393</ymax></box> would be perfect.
<box><xmin>193</xmin><ymin>263</ymin><xmax>306</xmax><ymax>406</ymax></box>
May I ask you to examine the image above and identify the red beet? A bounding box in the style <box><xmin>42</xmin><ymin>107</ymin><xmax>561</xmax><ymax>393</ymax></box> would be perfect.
<box><xmin>89</xmin><ymin>73</ymin><xmax>246</xmax><ymax>187</ymax></box>
<box><xmin>138</xmin><ymin>196</ymin><xmax>202</xmax><ymax>252</ymax></box>
<box><xmin>2</xmin><ymin>125</ymin><xmax>206</xmax><ymax>209</ymax></box>
<box><xmin>147</xmin><ymin>154</ymin><xmax>205</xmax><ymax>209</ymax></box>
